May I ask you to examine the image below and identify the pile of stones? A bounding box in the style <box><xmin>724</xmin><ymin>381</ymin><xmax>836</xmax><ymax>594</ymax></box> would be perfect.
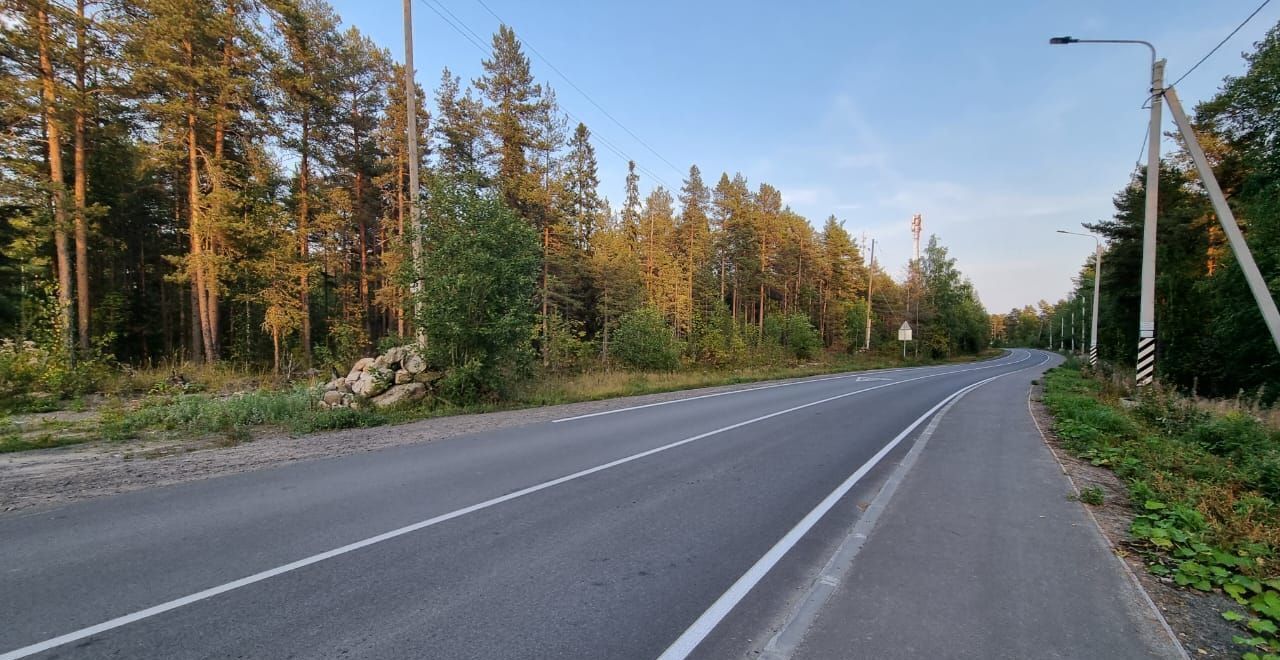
<box><xmin>319</xmin><ymin>345</ymin><xmax>437</xmax><ymax>409</ymax></box>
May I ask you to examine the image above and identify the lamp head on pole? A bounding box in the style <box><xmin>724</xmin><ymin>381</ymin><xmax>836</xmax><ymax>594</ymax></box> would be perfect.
<box><xmin>1049</xmin><ymin>36</ymin><xmax>1078</xmax><ymax>45</ymax></box>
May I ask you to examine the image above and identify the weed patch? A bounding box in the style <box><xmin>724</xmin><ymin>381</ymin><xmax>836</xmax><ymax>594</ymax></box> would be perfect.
<box><xmin>1044</xmin><ymin>364</ymin><xmax>1280</xmax><ymax>659</ymax></box>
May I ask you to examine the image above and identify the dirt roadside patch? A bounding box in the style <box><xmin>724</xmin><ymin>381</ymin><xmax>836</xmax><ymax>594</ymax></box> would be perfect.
<box><xmin>1028</xmin><ymin>380</ymin><xmax>1243</xmax><ymax>659</ymax></box>
<box><xmin>2</xmin><ymin>372</ymin><xmax>881</xmax><ymax>515</ymax></box>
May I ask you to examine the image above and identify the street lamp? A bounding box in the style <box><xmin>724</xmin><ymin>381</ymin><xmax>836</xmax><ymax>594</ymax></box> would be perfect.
<box><xmin>1057</xmin><ymin>229</ymin><xmax>1103</xmax><ymax>366</ymax></box>
<box><xmin>1050</xmin><ymin>35</ymin><xmax>1163</xmax><ymax>386</ymax></box>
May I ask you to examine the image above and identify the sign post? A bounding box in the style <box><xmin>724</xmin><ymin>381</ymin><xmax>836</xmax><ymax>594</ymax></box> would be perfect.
<box><xmin>898</xmin><ymin>321</ymin><xmax>913</xmax><ymax>359</ymax></box>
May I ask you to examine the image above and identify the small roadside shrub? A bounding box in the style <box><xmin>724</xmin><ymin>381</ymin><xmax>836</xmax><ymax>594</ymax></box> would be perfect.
<box><xmin>1078</xmin><ymin>485</ymin><xmax>1105</xmax><ymax>505</ymax></box>
<box><xmin>298</xmin><ymin>407</ymin><xmax>388</xmax><ymax>432</ymax></box>
<box><xmin>1186</xmin><ymin>412</ymin><xmax>1270</xmax><ymax>457</ymax></box>
<box><xmin>612</xmin><ymin>307</ymin><xmax>680</xmax><ymax>371</ymax></box>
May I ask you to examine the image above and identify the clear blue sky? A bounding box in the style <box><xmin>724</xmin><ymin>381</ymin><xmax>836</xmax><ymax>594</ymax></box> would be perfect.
<box><xmin>329</xmin><ymin>0</ymin><xmax>1279</xmax><ymax>312</ymax></box>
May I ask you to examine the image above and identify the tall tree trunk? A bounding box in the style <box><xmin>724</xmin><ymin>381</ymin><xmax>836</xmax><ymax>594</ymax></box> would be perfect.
<box><xmin>206</xmin><ymin>0</ymin><xmax>237</xmax><ymax>359</ymax></box>
<box><xmin>299</xmin><ymin>112</ymin><xmax>312</xmax><ymax>364</ymax></box>
<box><xmin>35</xmin><ymin>2</ymin><xmax>74</xmax><ymax>361</ymax></box>
<box><xmin>73</xmin><ymin>0</ymin><xmax>90</xmax><ymax>353</ymax></box>
<box><xmin>188</xmin><ymin>102</ymin><xmax>214</xmax><ymax>361</ymax></box>
<box><xmin>185</xmin><ymin>36</ymin><xmax>215</xmax><ymax>362</ymax></box>
<box><xmin>272</xmin><ymin>327</ymin><xmax>281</xmax><ymax>374</ymax></box>
<box><xmin>758</xmin><ymin>236</ymin><xmax>767</xmax><ymax>331</ymax></box>
<box><xmin>189</xmin><ymin>280</ymin><xmax>202</xmax><ymax>361</ymax></box>
<box><xmin>542</xmin><ymin>224</ymin><xmax>549</xmax><ymax>367</ymax></box>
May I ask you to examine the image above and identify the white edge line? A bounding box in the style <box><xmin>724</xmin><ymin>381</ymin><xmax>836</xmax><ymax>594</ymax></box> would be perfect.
<box><xmin>1025</xmin><ymin>361</ymin><xmax>1190</xmax><ymax>660</ymax></box>
<box><xmin>552</xmin><ymin>351</ymin><xmax>1027</xmax><ymax>423</ymax></box>
<box><xmin>0</xmin><ymin>351</ymin><xmax>1025</xmax><ymax>660</ymax></box>
<box><xmin>655</xmin><ymin>352</ymin><xmax>1051</xmax><ymax>660</ymax></box>
<box><xmin>758</xmin><ymin>370</ymin><xmax>975</xmax><ymax>659</ymax></box>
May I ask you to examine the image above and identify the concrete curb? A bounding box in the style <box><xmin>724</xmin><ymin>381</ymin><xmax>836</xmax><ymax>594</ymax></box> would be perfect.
<box><xmin>1027</xmin><ymin>378</ymin><xmax>1191</xmax><ymax>660</ymax></box>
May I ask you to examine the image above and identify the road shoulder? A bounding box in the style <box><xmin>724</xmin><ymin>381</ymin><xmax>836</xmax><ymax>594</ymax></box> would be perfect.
<box><xmin>786</xmin><ymin>356</ymin><xmax>1185</xmax><ymax>659</ymax></box>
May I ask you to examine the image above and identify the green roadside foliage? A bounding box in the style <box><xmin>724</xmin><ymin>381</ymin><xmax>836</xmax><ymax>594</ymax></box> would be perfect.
<box><xmin>1043</xmin><ymin>362</ymin><xmax>1280</xmax><ymax>659</ymax></box>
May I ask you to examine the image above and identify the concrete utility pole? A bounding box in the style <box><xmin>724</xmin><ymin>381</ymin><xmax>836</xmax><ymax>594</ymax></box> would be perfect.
<box><xmin>404</xmin><ymin>0</ymin><xmax>423</xmax><ymax>343</ymax></box>
<box><xmin>864</xmin><ymin>239</ymin><xmax>876</xmax><ymax>352</ymax></box>
<box><xmin>1138</xmin><ymin>58</ymin><xmax>1164</xmax><ymax>385</ymax></box>
<box><xmin>1050</xmin><ymin>36</ymin><xmax>1161</xmax><ymax>385</ymax></box>
<box><xmin>1060</xmin><ymin>315</ymin><xmax>1065</xmax><ymax>352</ymax></box>
<box><xmin>1165</xmin><ymin>86</ymin><xmax>1280</xmax><ymax>355</ymax></box>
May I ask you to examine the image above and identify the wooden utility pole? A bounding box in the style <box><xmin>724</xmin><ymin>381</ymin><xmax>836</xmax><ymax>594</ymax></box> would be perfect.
<box><xmin>864</xmin><ymin>238</ymin><xmax>875</xmax><ymax>351</ymax></box>
<box><xmin>403</xmin><ymin>0</ymin><xmax>422</xmax><ymax>343</ymax></box>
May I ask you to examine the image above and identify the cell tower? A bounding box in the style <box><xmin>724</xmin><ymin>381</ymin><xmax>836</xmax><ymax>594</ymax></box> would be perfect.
<box><xmin>911</xmin><ymin>214</ymin><xmax>922</xmax><ymax>262</ymax></box>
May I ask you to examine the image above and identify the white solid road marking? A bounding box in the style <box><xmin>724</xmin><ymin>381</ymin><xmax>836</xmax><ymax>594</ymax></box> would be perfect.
<box><xmin>551</xmin><ymin>351</ymin><xmax>1028</xmax><ymax>423</ymax></box>
<box><xmin>0</xmin><ymin>351</ymin><xmax>1034</xmax><ymax>660</ymax></box>
<box><xmin>655</xmin><ymin>352</ymin><xmax>1052</xmax><ymax>660</ymax></box>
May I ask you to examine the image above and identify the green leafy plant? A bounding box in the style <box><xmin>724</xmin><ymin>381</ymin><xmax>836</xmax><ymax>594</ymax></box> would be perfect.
<box><xmin>1078</xmin><ymin>485</ymin><xmax>1105</xmax><ymax>505</ymax></box>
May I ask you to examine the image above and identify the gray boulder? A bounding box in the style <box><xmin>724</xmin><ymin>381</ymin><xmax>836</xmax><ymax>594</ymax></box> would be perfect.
<box><xmin>352</xmin><ymin>368</ymin><xmax>392</xmax><ymax>398</ymax></box>
<box><xmin>369</xmin><ymin>382</ymin><xmax>426</xmax><ymax>408</ymax></box>
<box><xmin>401</xmin><ymin>352</ymin><xmax>426</xmax><ymax>374</ymax></box>
<box><xmin>345</xmin><ymin>357</ymin><xmax>375</xmax><ymax>384</ymax></box>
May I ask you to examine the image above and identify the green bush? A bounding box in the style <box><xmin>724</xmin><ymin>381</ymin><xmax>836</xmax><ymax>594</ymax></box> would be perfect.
<box><xmin>538</xmin><ymin>313</ymin><xmax>595</xmax><ymax>374</ymax></box>
<box><xmin>416</xmin><ymin>177</ymin><xmax>540</xmax><ymax>402</ymax></box>
<box><xmin>766</xmin><ymin>313</ymin><xmax>821</xmax><ymax>360</ymax></box>
<box><xmin>0</xmin><ymin>338</ymin><xmax>112</xmax><ymax>411</ymax></box>
<box><xmin>612</xmin><ymin>307</ymin><xmax>680</xmax><ymax>371</ymax></box>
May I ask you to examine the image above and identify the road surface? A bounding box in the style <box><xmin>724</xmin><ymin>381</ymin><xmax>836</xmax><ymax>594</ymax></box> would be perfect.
<box><xmin>0</xmin><ymin>349</ymin><xmax>1181</xmax><ymax>659</ymax></box>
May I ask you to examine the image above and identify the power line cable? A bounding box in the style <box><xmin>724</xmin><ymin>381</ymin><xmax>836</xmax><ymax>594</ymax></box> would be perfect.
<box><xmin>418</xmin><ymin>0</ymin><xmax>489</xmax><ymax>55</ymax></box>
<box><xmin>470</xmin><ymin>0</ymin><xmax>686</xmax><ymax>178</ymax></box>
<box><xmin>415</xmin><ymin>0</ymin><xmax>673</xmax><ymax>190</ymax></box>
<box><xmin>1169</xmin><ymin>0</ymin><xmax>1273</xmax><ymax>88</ymax></box>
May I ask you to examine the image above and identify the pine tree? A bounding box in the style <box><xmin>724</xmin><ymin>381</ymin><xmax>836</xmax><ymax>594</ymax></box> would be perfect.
<box><xmin>26</xmin><ymin>0</ymin><xmax>75</xmax><ymax>361</ymax></box>
<box><xmin>433</xmin><ymin>67</ymin><xmax>483</xmax><ymax>180</ymax></box>
<box><xmin>677</xmin><ymin>165</ymin><xmax>713</xmax><ymax>332</ymax></box>
<box><xmin>271</xmin><ymin>0</ymin><xmax>342</xmax><ymax>364</ymax></box>
<box><xmin>375</xmin><ymin>62</ymin><xmax>427</xmax><ymax>337</ymax></box>
<box><xmin>819</xmin><ymin>216</ymin><xmax>863</xmax><ymax>346</ymax></box>
<box><xmin>562</xmin><ymin>123</ymin><xmax>603</xmax><ymax>250</ymax></box>
<box><xmin>332</xmin><ymin>27</ymin><xmax>391</xmax><ymax>341</ymax></box>
<box><xmin>473</xmin><ymin>25</ymin><xmax>551</xmax><ymax>219</ymax></box>
<box><xmin>590</xmin><ymin>206</ymin><xmax>643</xmax><ymax>363</ymax></box>
<box><xmin>754</xmin><ymin>182</ymin><xmax>782</xmax><ymax>330</ymax></box>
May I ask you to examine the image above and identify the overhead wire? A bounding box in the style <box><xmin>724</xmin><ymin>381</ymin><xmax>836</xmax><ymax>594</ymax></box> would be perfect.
<box><xmin>1168</xmin><ymin>0</ymin><xmax>1272</xmax><ymax>89</ymax></box>
<box><xmin>415</xmin><ymin>0</ymin><xmax>674</xmax><ymax>190</ymax></box>
<box><xmin>469</xmin><ymin>0</ymin><xmax>686</xmax><ymax>178</ymax></box>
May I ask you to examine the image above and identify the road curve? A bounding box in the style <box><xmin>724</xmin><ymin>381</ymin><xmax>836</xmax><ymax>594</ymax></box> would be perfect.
<box><xmin>2</xmin><ymin>350</ymin><xmax>1058</xmax><ymax>659</ymax></box>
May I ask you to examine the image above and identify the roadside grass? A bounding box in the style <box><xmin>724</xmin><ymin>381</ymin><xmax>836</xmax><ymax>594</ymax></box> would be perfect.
<box><xmin>1043</xmin><ymin>363</ymin><xmax>1280</xmax><ymax>659</ymax></box>
<box><xmin>69</xmin><ymin>348</ymin><xmax>1000</xmax><ymax>447</ymax></box>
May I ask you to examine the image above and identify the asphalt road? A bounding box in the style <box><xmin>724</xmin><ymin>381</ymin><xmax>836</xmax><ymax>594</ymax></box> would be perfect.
<box><xmin>0</xmin><ymin>349</ymin><xmax>1177</xmax><ymax>659</ymax></box>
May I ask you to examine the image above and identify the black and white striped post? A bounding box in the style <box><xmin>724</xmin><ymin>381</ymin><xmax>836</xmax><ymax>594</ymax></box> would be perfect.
<box><xmin>1136</xmin><ymin>335</ymin><xmax>1155</xmax><ymax>385</ymax></box>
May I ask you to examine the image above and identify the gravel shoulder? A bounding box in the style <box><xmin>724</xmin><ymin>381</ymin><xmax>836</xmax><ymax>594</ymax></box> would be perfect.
<box><xmin>2</xmin><ymin>369</ymin><xmax>902</xmax><ymax>516</ymax></box>
<box><xmin>1029</xmin><ymin>380</ymin><xmax>1242</xmax><ymax>659</ymax></box>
